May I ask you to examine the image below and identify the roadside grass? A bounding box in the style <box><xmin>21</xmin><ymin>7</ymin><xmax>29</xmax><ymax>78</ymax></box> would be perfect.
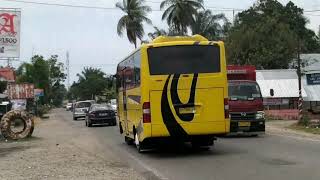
<box><xmin>289</xmin><ymin>124</ymin><xmax>320</xmax><ymax>135</ymax></box>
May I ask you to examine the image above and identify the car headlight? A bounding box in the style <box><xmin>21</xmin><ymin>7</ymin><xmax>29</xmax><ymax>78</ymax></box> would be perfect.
<box><xmin>255</xmin><ymin>111</ymin><xmax>265</xmax><ymax>120</ymax></box>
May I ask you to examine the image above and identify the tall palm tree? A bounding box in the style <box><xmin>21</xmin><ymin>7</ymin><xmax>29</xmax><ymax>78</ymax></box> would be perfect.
<box><xmin>148</xmin><ymin>26</ymin><xmax>181</xmax><ymax>40</ymax></box>
<box><xmin>160</xmin><ymin>0</ymin><xmax>204</xmax><ymax>35</ymax></box>
<box><xmin>191</xmin><ymin>10</ymin><xmax>229</xmax><ymax>40</ymax></box>
<box><xmin>116</xmin><ymin>0</ymin><xmax>152</xmax><ymax>48</ymax></box>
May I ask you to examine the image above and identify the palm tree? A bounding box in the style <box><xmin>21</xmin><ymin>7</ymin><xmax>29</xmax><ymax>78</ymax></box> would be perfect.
<box><xmin>148</xmin><ymin>26</ymin><xmax>181</xmax><ymax>40</ymax></box>
<box><xmin>160</xmin><ymin>0</ymin><xmax>204</xmax><ymax>35</ymax></box>
<box><xmin>116</xmin><ymin>0</ymin><xmax>152</xmax><ymax>48</ymax></box>
<box><xmin>148</xmin><ymin>26</ymin><xmax>168</xmax><ymax>39</ymax></box>
<box><xmin>191</xmin><ymin>10</ymin><xmax>229</xmax><ymax>40</ymax></box>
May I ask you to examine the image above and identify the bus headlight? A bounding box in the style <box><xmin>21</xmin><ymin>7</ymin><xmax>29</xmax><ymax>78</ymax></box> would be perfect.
<box><xmin>255</xmin><ymin>111</ymin><xmax>265</xmax><ymax>120</ymax></box>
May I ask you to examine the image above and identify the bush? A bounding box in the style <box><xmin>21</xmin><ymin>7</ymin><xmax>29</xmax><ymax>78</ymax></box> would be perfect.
<box><xmin>298</xmin><ymin>113</ymin><xmax>311</xmax><ymax>127</ymax></box>
<box><xmin>37</xmin><ymin>104</ymin><xmax>51</xmax><ymax>117</ymax></box>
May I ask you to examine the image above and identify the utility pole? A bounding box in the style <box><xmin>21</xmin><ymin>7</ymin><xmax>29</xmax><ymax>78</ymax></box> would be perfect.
<box><xmin>66</xmin><ymin>51</ymin><xmax>70</xmax><ymax>90</ymax></box>
<box><xmin>297</xmin><ymin>39</ymin><xmax>303</xmax><ymax>121</ymax></box>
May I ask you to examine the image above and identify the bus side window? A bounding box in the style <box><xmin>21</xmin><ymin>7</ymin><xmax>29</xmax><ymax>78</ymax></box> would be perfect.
<box><xmin>134</xmin><ymin>51</ymin><xmax>141</xmax><ymax>86</ymax></box>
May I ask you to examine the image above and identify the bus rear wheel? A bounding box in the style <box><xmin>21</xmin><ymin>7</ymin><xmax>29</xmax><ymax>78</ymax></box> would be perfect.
<box><xmin>125</xmin><ymin>136</ymin><xmax>134</xmax><ymax>145</ymax></box>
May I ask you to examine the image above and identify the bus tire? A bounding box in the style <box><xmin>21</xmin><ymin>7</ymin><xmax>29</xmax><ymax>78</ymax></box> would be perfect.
<box><xmin>125</xmin><ymin>136</ymin><xmax>134</xmax><ymax>145</ymax></box>
<box><xmin>0</xmin><ymin>110</ymin><xmax>34</xmax><ymax>140</ymax></box>
<box><xmin>119</xmin><ymin>123</ymin><xmax>123</xmax><ymax>134</ymax></box>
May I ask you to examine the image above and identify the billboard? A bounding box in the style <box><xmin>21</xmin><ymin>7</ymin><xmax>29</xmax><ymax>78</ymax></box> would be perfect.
<box><xmin>34</xmin><ymin>89</ymin><xmax>44</xmax><ymax>97</ymax></box>
<box><xmin>0</xmin><ymin>10</ymin><xmax>21</xmax><ymax>58</ymax></box>
<box><xmin>306</xmin><ymin>73</ymin><xmax>320</xmax><ymax>85</ymax></box>
<box><xmin>7</xmin><ymin>83</ymin><xmax>34</xmax><ymax>99</ymax></box>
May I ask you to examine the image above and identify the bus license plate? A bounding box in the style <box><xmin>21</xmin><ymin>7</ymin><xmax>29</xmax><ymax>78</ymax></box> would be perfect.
<box><xmin>179</xmin><ymin>107</ymin><xmax>195</xmax><ymax>114</ymax></box>
<box><xmin>238</xmin><ymin>122</ymin><xmax>251</xmax><ymax>127</ymax></box>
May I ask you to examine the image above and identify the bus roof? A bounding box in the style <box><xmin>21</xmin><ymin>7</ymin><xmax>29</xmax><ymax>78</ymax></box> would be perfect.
<box><xmin>152</xmin><ymin>34</ymin><xmax>208</xmax><ymax>43</ymax></box>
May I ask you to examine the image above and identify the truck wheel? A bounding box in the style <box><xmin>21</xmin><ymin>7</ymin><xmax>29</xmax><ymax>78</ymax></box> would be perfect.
<box><xmin>0</xmin><ymin>110</ymin><xmax>34</xmax><ymax>140</ymax></box>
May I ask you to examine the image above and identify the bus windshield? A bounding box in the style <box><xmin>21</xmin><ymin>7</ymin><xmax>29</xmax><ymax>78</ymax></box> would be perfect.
<box><xmin>228</xmin><ymin>82</ymin><xmax>262</xmax><ymax>100</ymax></box>
<box><xmin>147</xmin><ymin>45</ymin><xmax>220</xmax><ymax>75</ymax></box>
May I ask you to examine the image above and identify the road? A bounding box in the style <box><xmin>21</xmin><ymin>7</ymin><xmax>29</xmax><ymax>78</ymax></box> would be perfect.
<box><xmin>58</xmin><ymin>109</ymin><xmax>320</xmax><ymax>180</ymax></box>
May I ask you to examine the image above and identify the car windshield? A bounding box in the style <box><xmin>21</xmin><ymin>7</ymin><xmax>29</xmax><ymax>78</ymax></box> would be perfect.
<box><xmin>75</xmin><ymin>102</ymin><xmax>91</xmax><ymax>108</ymax></box>
<box><xmin>92</xmin><ymin>105</ymin><xmax>110</xmax><ymax>111</ymax></box>
<box><xmin>228</xmin><ymin>82</ymin><xmax>262</xmax><ymax>100</ymax></box>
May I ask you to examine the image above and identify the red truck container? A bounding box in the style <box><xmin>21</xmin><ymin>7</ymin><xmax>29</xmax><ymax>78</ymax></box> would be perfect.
<box><xmin>227</xmin><ymin>65</ymin><xmax>265</xmax><ymax>135</ymax></box>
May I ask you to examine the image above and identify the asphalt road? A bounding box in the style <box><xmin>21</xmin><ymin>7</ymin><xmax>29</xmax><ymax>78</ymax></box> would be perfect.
<box><xmin>58</xmin><ymin>109</ymin><xmax>320</xmax><ymax>180</ymax></box>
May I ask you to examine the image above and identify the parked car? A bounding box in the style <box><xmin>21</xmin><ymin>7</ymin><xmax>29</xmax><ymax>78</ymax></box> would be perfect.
<box><xmin>85</xmin><ymin>104</ymin><xmax>116</xmax><ymax>127</ymax></box>
<box><xmin>110</xmin><ymin>99</ymin><xmax>117</xmax><ymax>112</ymax></box>
<box><xmin>66</xmin><ymin>103</ymin><xmax>73</xmax><ymax>111</ymax></box>
<box><xmin>73</xmin><ymin>101</ymin><xmax>93</xmax><ymax>120</ymax></box>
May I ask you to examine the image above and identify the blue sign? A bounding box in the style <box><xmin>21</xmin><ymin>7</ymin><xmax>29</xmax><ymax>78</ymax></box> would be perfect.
<box><xmin>306</xmin><ymin>73</ymin><xmax>320</xmax><ymax>85</ymax></box>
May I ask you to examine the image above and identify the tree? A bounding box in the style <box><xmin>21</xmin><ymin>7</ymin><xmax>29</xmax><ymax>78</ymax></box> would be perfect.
<box><xmin>148</xmin><ymin>26</ymin><xmax>180</xmax><ymax>40</ymax></box>
<box><xmin>16</xmin><ymin>55</ymin><xmax>66</xmax><ymax>106</ymax></box>
<box><xmin>116</xmin><ymin>0</ymin><xmax>152</xmax><ymax>48</ymax></box>
<box><xmin>226</xmin><ymin>0</ymin><xmax>320</xmax><ymax>69</ymax></box>
<box><xmin>191</xmin><ymin>10</ymin><xmax>229</xmax><ymax>40</ymax></box>
<box><xmin>160</xmin><ymin>0</ymin><xmax>204</xmax><ymax>35</ymax></box>
<box><xmin>69</xmin><ymin>67</ymin><xmax>113</xmax><ymax>100</ymax></box>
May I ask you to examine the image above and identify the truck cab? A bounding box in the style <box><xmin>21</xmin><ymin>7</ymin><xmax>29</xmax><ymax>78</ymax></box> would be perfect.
<box><xmin>227</xmin><ymin>65</ymin><xmax>265</xmax><ymax>135</ymax></box>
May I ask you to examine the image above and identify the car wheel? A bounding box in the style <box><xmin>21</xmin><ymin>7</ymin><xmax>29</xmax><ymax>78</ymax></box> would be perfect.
<box><xmin>88</xmin><ymin>119</ymin><xmax>92</xmax><ymax>127</ymax></box>
<box><xmin>73</xmin><ymin>117</ymin><xmax>77</xmax><ymax>121</ymax></box>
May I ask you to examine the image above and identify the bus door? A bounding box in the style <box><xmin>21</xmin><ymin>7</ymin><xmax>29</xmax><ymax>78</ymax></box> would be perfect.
<box><xmin>121</xmin><ymin>69</ymin><xmax>129</xmax><ymax>136</ymax></box>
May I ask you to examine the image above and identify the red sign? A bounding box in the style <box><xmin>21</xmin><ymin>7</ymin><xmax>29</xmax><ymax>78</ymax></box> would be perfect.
<box><xmin>7</xmin><ymin>83</ymin><xmax>35</xmax><ymax>99</ymax></box>
<box><xmin>0</xmin><ymin>13</ymin><xmax>17</xmax><ymax>35</ymax></box>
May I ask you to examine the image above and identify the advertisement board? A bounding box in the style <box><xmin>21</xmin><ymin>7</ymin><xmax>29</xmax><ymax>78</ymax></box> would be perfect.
<box><xmin>11</xmin><ymin>99</ymin><xmax>27</xmax><ymax>110</ymax></box>
<box><xmin>306</xmin><ymin>73</ymin><xmax>320</xmax><ymax>85</ymax></box>
<box><xmin>34</xmin><ymin>89</ymin><xmax>44</xmax><ymax>97</ymax></box>
<box><xmin>0</xmin><ymin>10</ymin><xmax>21</xmax><ymax>58</ymax></box>
<box><xmin>7</xmin><ymin>83</ymin><xmax>34</xmax><ymax>99</ymax></box>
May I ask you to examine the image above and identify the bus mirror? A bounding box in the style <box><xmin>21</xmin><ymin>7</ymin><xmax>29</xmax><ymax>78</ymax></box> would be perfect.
<box><xmin>270</xmin><ymin>89</ymin><xmax>274</xmax><ymax>97</ymax></box>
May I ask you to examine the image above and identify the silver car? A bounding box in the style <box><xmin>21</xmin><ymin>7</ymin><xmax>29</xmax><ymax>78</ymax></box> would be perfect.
<box><xmin>73</xmin><ymin>101</ymin><xmax>92</xmax><ymax>120</ymax></box>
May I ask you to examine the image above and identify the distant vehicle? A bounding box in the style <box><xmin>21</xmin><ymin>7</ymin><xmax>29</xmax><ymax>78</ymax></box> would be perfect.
<box><xmin>85</xmin><ymin>104</ymin><xmax>116</xmax><ymax>127</ymax></box>
<box><xmin>227</xmin><ymin>65</ymin><xmax>265</xmax><ymax>136</ymax></box>
<box><xmin>73</xmin><ymin>101</ymin><xmax>93</xmax><ymax>120</ymax></box>
<box><xmin>66</xmin><ymin>103</ymin><xmax>73</xmax><ymax>111</ymax></box>
<box><xmin>110</xmin><ymin>99</ymin><xmax>117</xmax><ymax>112</ymax></box>
<box><xmin>116</xmin><ymin>35</ymin><xmax>230</xmax><ymax>152</ymax></box>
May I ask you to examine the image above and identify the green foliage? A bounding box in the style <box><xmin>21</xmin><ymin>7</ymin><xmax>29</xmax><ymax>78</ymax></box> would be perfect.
<box><xmin>68</xmin><ymin>67</ymin><xmax>114</xmax><ymax>101</ymax></box>
<box><xmin>191</xmin><ymin>10</ymin><xmax>230</xmax><ymax>40</ymax></box>
<box><xmin>226</xmin><ymin>0</ymin><xmax>320</xmax><ymax>69</ymax></box>
<box><xmin>16</xmin><ymin>55</ymin><xmax>66</xmax><ymax>106</ymax></box>
<box><xmin>160</xmin><ymin>0</ymin><xmax>204</xmax><ymax>35</ymax></box>
<box><xmin>298</xmin><ymin>113</ymin><xmax>311</xmax><ymax>127</ymax></box>
<box><xmin>116</xmin><ymin>0</ymin><xmax>152</xmax><ymax>48</ymax></box>
<box><xmin>0</xmin><ymin>81</ymin><xmax>7</xmax><ymax>93</ymax></box>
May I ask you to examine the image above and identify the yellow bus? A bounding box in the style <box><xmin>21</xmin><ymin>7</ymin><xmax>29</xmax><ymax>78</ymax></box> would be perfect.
<box><xmin>116</xmin><ymin>35</ymin><xmax>230</xmax><ymax>152</ymax></box>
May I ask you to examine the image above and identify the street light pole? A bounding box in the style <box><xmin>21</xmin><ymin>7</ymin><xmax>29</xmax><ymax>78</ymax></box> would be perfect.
<box><xmin>297</xmin><ymin>39</ymin><xmax>303</xmax><ymax>121</ymax></box>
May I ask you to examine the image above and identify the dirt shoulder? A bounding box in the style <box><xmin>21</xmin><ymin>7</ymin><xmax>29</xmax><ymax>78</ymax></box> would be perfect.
<box><xmin>266</xmin><ymin>120</ymin><xmax>320</xmax><ymax>141</ymax></box>
<box><xmin>0</xmin><ymin>110</ymin><xmax>144</xmax><ymax>180</ymax></box>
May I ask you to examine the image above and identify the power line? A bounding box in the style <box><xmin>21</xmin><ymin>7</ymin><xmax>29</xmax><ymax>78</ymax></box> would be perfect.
<box><xmin>1</xmin><ymin>0</ymin><xmax>118</xmax><ymax>10</ymax></box>
<box><xmin>1</xmin><ymin>0</ymin><xmax>243</xmax><ymax>12</ymax></box>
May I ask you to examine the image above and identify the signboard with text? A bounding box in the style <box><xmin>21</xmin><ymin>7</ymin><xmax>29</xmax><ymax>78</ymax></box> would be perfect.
<box><xmin>34</xmin><ymin>89</ymin><xmax>44</xmax><ymax>97</ymax></box>
<box><xmin>306</xmin><ymin>73</ymin><xmax>320</xmax><ymax>85</ymax></box>
<box><xmin>0</xmin><ymin>10</ymin><xmax>21</xmax><ymax>58</ymax></box>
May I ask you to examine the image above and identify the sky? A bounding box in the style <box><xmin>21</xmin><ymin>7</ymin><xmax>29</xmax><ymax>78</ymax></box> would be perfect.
<box><xmin>0</xmin><ymin>0</ymin><xmax>319</xmax><ymax>86</ymax></box>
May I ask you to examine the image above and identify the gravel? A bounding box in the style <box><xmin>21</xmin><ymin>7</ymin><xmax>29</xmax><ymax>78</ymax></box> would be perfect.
<box><xmin>0</xmin><ymin>112</ymin><xmax>145</xmax><ymax>180</ymax></box>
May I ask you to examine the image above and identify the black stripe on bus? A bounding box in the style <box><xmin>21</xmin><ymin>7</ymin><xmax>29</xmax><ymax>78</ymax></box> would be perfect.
<box><xmin>161</xmin><ymin>75</ymin><xmax>189</xmax><ymax>140</ymax></box>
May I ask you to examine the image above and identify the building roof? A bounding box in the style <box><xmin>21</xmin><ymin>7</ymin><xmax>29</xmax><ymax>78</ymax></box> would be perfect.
<box><xmin>256</xmin><ymin>69</ymin><xmax>307</xmax><ymax>98</ymax></box>
<box><xmin>0</xmin><ymin>67</ymin><xmax>16</xmax><ymax>82</ymax></box>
